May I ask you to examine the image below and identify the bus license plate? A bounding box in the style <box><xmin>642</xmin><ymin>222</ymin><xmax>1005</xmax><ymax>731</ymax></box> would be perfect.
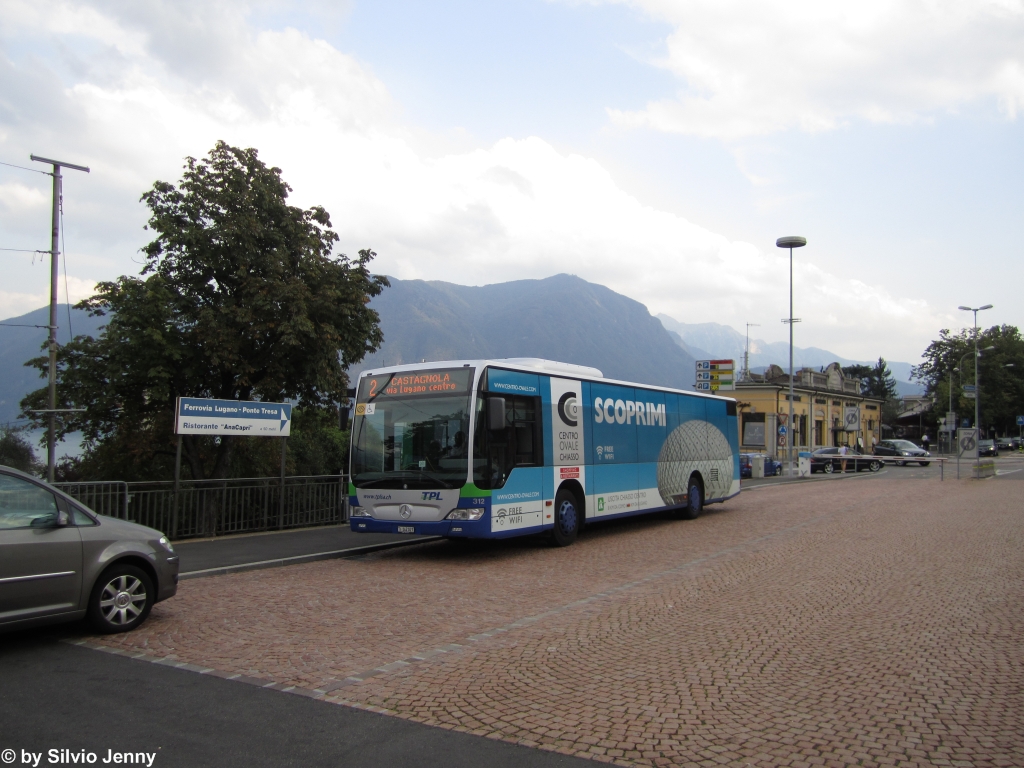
<box><xmin>397</xmin><ymin>525</ymin><xmax>415</xmax><ymax>534</ymax></box>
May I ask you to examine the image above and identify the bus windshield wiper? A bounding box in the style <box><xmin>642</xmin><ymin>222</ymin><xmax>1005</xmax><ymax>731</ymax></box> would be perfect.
<box><xmin>401</xmin><ymin>469</ymin><xmax>454</xmax><ymax>489</ymax></box>
<box><xmin>355</xmin><ymin>470</ymin><xmax>453</xmax><ymax>490</ymax></box>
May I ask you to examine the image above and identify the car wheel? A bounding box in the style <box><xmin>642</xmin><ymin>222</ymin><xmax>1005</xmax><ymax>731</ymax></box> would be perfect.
<box><xmin>919</xmin><ymin>461</ymin><xmax>930</xmax><ymax>466</ymax></box>
<box><xmin>551</xmin><ymin>488</ymin><xmax>580</xmax><ymax>547</ymax></box>
<box><xmin>869</xmin><ymin>460</ymin><xmax>882</xmax><ymax>472</ymax></box>
<box><xmin>823</xmin><ymin>463</ymin><xmax>834</xmax><ymax>474</ymax></box>
<box><xmin>895</xmin><ymin>460</ymin><xmax>906</xmax><ymax>466</ymax></box>
<box><xmin>87</xmin><ymin>564</ymin><xmax>155</xmax><ymax>634</ymax></box>
<box><xmin>677</xmin><ymin>476</ymin><xmax>703</xmax><ymax>520</ymax></box>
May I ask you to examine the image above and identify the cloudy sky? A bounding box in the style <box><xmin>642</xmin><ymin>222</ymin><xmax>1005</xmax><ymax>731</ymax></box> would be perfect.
<box><xmin>1</xmin><ymin>0</ymin><xmax>1022</xmax><ymax>364</ymax></box>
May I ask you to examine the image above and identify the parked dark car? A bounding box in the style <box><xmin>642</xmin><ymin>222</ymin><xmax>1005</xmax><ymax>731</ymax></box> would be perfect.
<box><xmin>978</xmin><ymin>439</ymin><xmax>998</xmax><ymax>457</ymax></box>
<box><xmin>0</xmin><ymin>465</ymin><xmax>179</xmax><ymax>634</ymax></box>
<box><xmin>810</xmin><ymin>447</ymin><xmax>882</xmax><ymax>473</ymax></box>
<box><xmin>995</xmin><ymin>437</ymin><xmax>1019</xmax><ymax>451</ymax></box>
<box><xmin>874</xmin><ymin>439</ymin><xmax>931</xmax><ymax>466</ymax></box>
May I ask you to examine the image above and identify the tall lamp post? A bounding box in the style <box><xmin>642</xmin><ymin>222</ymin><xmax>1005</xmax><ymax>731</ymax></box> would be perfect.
<box><xmin>777</xmin><ymin>236</ymin><xmax>807</xmax><ymax>476</ymax></box>
<box><xmin>958</xmin><ymin>304</ymin><xmax>993</xmax><ymax>475</ymax></box>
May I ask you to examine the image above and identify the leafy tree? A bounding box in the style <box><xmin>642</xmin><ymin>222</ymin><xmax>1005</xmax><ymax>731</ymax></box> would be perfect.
<box><xmin>224</xmin><ymin>407</ymin><xmax>350</xmax><ymax>478</ymax></box>
<box><xmin>21</xmin><ymin>141</ymin><xmax>388</xmax><ymax>481</ymax></box>
<box><xmin>0</xmin><ymin>426</ymin><xmax>41</xmax><ymax>474</ymax></box>
<box><xmin>913</xmin><ymin>324</ymin><xmax>1024</xmax><ymax>436</ymax></box>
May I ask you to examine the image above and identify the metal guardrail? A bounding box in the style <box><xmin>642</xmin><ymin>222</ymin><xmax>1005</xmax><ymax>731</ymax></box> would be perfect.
<box><xmin>55</xmin><ymin>475</ymin><xmax>349</xmax><ymax>540</ymax></box>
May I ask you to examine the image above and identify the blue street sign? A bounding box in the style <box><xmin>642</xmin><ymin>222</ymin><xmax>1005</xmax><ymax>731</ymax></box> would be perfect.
<box><xmin>778</xmin><ymin>425</ymin><xmax>787</xmax><ymax>436</ymax></box>
<box><xmin>1017</xmin><ymin>415</ymin><xmax>1024</xmax><ymax>426</ymax></box>
<box><xmin>175</xmin><ymin>397</ymin><xmax>292</xmax><ymax>436</ymax></box>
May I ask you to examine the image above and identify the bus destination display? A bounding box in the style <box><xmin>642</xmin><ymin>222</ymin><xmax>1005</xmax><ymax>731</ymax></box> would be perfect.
<box><xmin>358</xmin><ymin>367</ymin><xmax>474</xmax><ymax>406</ymax></box>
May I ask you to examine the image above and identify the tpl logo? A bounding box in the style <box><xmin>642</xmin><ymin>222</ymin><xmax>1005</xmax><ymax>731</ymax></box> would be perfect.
<box><xmin>421</xmin><ymin>491</ymin><xmax>443</xmax><ymax>501</ymax></box>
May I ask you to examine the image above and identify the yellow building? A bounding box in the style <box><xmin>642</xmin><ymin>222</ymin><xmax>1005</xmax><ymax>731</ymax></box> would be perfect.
<box><xmin>733</xmin><ymin>363</ymin><xmax>884</xmax><ymax>457</ymax></box>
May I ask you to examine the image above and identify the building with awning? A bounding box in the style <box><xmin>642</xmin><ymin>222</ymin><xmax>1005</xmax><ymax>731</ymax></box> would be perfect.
<box><xmin>731</xmin><ymin>363</ymin><xmax>884</xmax><ymax>457</ymax></box>
<box><xmin>889</xmin><ymin>395</ymin><xmax>935</xmax><ymax>442</ymax></box>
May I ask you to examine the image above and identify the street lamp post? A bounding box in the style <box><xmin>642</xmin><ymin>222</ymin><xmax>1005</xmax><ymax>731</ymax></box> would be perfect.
<box><xmin>777</xmin><ymin>236</ymin><xmax>807</xmax><ymax>477</ymax></box>
<box><xmin>958</xmin><ymin>304</ymin><xmax>993</xmax><ymax>476</ymax></box>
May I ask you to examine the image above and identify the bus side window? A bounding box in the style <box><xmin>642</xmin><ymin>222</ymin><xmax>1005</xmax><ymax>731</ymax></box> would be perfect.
<box><xmin>474</xmin><ymin>395</ymin><xmax>542</xmax><ymax>489</ymax></box>
<box><xmin>512</xmin><ymin>396</ymin><xmax>541</xmax><ymax>466</ymax></box>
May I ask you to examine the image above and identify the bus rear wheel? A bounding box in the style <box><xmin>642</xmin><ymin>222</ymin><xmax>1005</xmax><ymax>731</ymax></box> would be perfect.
<box><xmin>551</xmin><ymin>488</ymin><xmax>580</xmax><ymax>547</ymax></box>
<box><xmin>677</xmin><ymin>476</ymin><xmax>703</xmax><ymax>520</ymax></box>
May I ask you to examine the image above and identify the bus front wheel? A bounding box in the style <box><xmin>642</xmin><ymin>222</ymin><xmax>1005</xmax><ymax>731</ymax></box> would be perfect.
<box><xmin>551</xmin><ymin>488</ymin><xmax>580</xmax><ymax>547</ymax></box>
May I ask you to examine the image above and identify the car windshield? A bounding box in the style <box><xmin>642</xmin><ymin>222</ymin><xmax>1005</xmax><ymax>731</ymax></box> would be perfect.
<box><xmin>350</xmin><ymin>368</ymin><xmax>475</xmax><ymax>490</ymax></box>
<box><xmin>893</xmin><ymin>440</ymin><xmax>920</xmax><ymax>449</ymax></box>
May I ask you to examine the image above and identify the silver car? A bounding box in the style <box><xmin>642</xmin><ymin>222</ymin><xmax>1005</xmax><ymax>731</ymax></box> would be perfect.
<box><xmin>0</xmin><ymin>466</ymin><xmax>179</xmax><ymax>634</ymax></box>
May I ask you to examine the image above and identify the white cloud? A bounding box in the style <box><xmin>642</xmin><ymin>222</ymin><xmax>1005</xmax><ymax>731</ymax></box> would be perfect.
<box><xmin>602</xmin><ymin>0</ymin><xmax>1024</xmax><ymax>138</ymax></box>
<box><xmin>0</xmin><ymin>275</ymin><xmax>96</xmax><ymax>320</ymax></box>
<box><xmin>0</xmin><ymin>181</ymin><xmax>48</xmax><ymax>212</ymax></box>
<box><xmin>0</xmin><ymin>0</ymin><xmax>958</xmax><ymax>361</ymax></box>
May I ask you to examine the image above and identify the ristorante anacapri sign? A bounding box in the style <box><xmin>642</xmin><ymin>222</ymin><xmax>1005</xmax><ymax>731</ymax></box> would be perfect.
<box><xmin>174</xmin><ymin>397</ymin><xmax>292</xmax><ymax>437</ymax></box>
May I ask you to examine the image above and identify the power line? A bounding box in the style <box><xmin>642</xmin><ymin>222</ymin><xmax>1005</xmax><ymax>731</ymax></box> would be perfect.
<box><xmin>0</xmin><ymin>247</ymin><xmax>49</xmax><ymax>253</ymax></box>
<box><xmin>0</xmin><ymin>159</ymin><xmax>52</xmax><ymax>176</ymax></box>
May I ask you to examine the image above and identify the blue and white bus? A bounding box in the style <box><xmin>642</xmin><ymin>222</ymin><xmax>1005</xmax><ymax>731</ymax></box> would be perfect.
<box><xmin>348</xmin><ymin>358</ymin><xmax>740</xmax><ymax>546</ymax></box>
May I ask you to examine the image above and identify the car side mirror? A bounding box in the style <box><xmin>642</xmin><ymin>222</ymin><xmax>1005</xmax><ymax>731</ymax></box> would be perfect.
<box><xmin>487</xmin><ymin>397</ymin><xmax>506</xmax><ymax>430</ymax></box>
<box><xmin>56</xmin><ymin>508</ymin><xmax>70</xmax><ymax>527</ymax></box>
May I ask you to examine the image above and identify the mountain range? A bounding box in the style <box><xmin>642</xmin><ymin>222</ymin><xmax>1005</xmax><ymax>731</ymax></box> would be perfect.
<box><xmin>0</xmin><ymin>305</ymin><xmax>107</xmax><ymax>426</ymax></box>
<box><xmin>356</xmin><ymin>274</ymin><xmax>697</xmax><ymax>386</ymax></box>
<box><xmin>0</xmin><ymin>274</ymin><xmax>922</xmax><ymax>427</ymax></box>
<box><xmin>656</xmin><ymin>314</ymin><xmax>923</xmax><ymax>396</ymax></box>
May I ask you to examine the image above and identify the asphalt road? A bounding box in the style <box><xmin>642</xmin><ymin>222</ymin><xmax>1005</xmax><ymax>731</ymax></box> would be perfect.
<box><xmin>174</xmin><ymin>525</ymin><xmax>433</xmax><ymax>575</ymax></box>
<box><xmin>0</xmin><ymin>629</ymin><xmax>591</xmax><ymax>768</ymax></box>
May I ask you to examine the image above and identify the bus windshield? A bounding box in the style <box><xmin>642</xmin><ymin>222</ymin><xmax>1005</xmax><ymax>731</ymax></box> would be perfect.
<box><xmin>350</xmin><ymin>368</ymin><xmax>474</xmax><ymax>490</ymax></box>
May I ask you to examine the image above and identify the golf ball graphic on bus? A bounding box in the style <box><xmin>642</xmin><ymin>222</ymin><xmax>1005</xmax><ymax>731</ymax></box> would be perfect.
<box><xmin>657</xmin><ymin>420</ymin><xmax>734</xmax><ymax>505</ymax></box>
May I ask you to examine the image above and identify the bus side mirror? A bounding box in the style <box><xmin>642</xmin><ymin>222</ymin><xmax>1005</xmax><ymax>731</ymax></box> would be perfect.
<box><xmin>487</xmin><ymin>397</ymin><xmax>506</xmax><ymax>430</ymax></box>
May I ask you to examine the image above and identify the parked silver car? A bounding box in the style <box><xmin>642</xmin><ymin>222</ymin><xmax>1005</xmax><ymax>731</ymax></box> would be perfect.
<box><xmin>0</xmin><ymin>466</ymin><xmax>178</xmax><ymax>634</ymax></box>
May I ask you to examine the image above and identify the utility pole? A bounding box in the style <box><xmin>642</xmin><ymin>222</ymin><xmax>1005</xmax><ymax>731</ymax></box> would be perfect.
<box><xmin>30</xmin><ymin>154</ymin><xmax>90</xmax><ymax>483</ymax></box>
<box><xmin>743</xmin><ymin>323</ymin><xmax>760</xmax><ymax>382</ymax></box>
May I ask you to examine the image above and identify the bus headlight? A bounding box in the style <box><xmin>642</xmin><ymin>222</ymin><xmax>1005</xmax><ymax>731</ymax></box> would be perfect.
<box><xmin>446</xmin><ymin>508</ymin><xmax>485</xmax><ymax>521</ymax></box>
<box><xmin>350</xmin><ymin>506</ymin><xmax>372</xmax><ymax>518</ymax></box>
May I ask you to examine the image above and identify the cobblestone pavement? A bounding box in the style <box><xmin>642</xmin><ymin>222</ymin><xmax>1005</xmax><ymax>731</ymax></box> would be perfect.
<box><xmin>90</xmin><ymin>473</ymin><xmax>1024</xmax><ymax>767</ymax></box>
